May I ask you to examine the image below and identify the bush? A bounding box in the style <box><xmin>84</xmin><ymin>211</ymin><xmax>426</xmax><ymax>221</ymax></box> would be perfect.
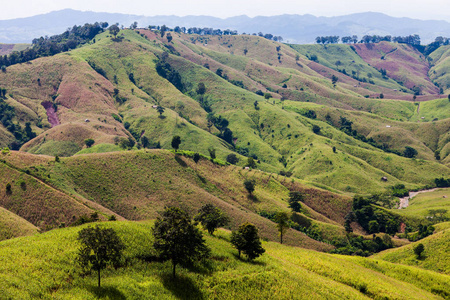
<box><xmin>226</xmin><ymin>153</ymin><xmax>239</xmax><ymax>164</ymax></box>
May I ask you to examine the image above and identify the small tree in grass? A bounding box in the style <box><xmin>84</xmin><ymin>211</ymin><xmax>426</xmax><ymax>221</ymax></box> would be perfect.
<box><xmin>157</xmin><ymin>106</ymin><xmax>165</xmax><ymax>117</ymax></box>
<box><xmin>193</xmin><ymin>152</ymin><xmax>201</xmax><ymax>163</ymax></box>
<box><xmin>77</xmin><ymin>225</ymin><xmax>125</xmax><ymax>287</ymax></box>
<box><xmin>244</xmin><ymin>179</ymin><xmax>255</xmax><ymax>195</ymax></box>
<box><xmin>231</xmin><ymin>222</ymin><xmax>265</xmax><ymax>260</ymax></box>
<box><xmin>194</xmin><ymin>204</ymin><xmax>229</xmax><ymax>235</ymax></box>
<box><xmin>288</xmin><ymin>191</ymin><xmax>303</xmax><ymax>213</ymax></box>
<box><xmin>152</xmin><ymin>207</ymin><xmax>210</xmax><ymax>278</ymax></box>
<box><xmin>171</xmin><ymin>136</ymin><xmax>181</xmax><ymax>151</ymax></box>
<box><xmin>414</xmin><ymin>243</ymin><xmax>424</xmax><ymax>259</ymax></box>
<box><xmin>84</xmin><ymin>139</ymin><xmax>95</xmax><ymax>148</ymax></box>
<box><xmin>109</xmin><ymin>25</ymin><xmax>120</xmax><ymax>39</ymax></box>
<box><xmin>274</xmin><ymin>212</ymin><xmax>290</xmax><ymax>244</ymax></box>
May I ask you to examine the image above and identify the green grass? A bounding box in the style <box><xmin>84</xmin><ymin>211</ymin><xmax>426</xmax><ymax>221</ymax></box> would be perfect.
<box><xmin>0</xmin><ymin>206</ymin><xmax>39</xmax><ymax>241</ymax></box>
<box><xmin>75</xmin><ymin>143</ymin><xmax>124</xmax><ymax>155</ymax></box>
<box><xmin>374</xmin><ymin>226</ymin><xmax>450</xmax><ymax>276</ymax></box>
<box><xmin>392</xmin><ymin>188</ymin><xmax>450</xmax><ymax>221</ymax></box>
<box><xmin>0</xmin><ymin>221</ymin><xmax>448</xmax><ymax>299</ymax></box>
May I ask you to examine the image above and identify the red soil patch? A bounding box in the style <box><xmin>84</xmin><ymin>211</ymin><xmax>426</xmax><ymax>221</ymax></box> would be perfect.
<box><xmin>41</xmin><ymin>101</ymin><xmax>60</xmax><ymax>127</ymax></box>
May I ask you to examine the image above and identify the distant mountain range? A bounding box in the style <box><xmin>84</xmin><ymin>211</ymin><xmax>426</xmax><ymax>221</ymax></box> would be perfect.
<box><xmin>1</xmin><ymin>9</ymin><xmax>450</xmax><ymax>44</ymax></box>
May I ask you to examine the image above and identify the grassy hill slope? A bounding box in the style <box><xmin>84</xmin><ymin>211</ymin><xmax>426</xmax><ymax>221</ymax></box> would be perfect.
<box><xmin>374</xmin><ymin>223</ymin><xmax>450</xmax><ymax>275</ymax></box>
<box><xmin>0</xmin><ymin>206</ymin><xmax>38</xmax><ymax>241</ymax></box>
<box><xmin>0</xmin><ymin>221</ymin><xmax>449</xmax><ymax>299</ymax></box>
<box><xmin>0</xmin><ymin>29</ymin><xmax>448</xmax><ymax>195</ymax></box>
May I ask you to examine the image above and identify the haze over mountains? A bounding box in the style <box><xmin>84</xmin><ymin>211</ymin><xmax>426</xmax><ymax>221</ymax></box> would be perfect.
<box><xmin>1</xmin><ymin>9</ymin><xmax>450</xmax><ymax>44</ymax></box>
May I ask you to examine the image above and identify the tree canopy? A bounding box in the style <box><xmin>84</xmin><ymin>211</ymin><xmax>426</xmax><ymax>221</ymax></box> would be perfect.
<box><xmin>194</xmin><ymin>204</ymin><xmax>229</xmax><ymax>235</ymax></box>
<box><xmin>152</xmin><ymin>207</ymin><xmax>210</xmax><ymax>278</ymax></box>
<box><xmin>231</xmin><ymin>222</ymin><xmax>265</xmax><ymax>260</ymax></box>
<box><xmin>77</xmin><ymin>225</ymin><xmax>125</xmax><ymax>287</ymax></box>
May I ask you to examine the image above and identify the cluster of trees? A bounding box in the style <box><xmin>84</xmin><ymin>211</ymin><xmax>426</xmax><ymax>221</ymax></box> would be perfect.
<box><xmin>0</xmin><ymin>22</ymin><xmax>108</xmax><ymax>68</ymax></box>
<box><xmin>0</xmin><ymin>92</ymin><xmax>37</xmax><ymax>150</ymax></box>
<box><xmin>77</xmin><ymin>205</ymin><xmax>265</xmax><ymax>286</ymax></box>
<box><xmin>149</xmin><ymin>25</ymin><xmax>282</xmax><ymax>41</ymax></box>
<box><xmin>155</xmin><ymin>52</ymin><xmax>184</xmax><ymax>92</ymax></box>
<box><xmin>435</xmin><ymin>177</ymin><xmax>450</xmax><ymax>187</ymax></box>
<box><xmin>351</xmin><ymin>196</ymin><xmax>401</xmax><ymax>235</ymax></box>
<box><xmin>316</xmin><ymin>34</ymin><xmax>421</xmax><ymax>45</ymax></box>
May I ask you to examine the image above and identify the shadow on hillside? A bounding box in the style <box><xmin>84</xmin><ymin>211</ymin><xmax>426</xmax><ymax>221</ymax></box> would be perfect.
<box><xmin>232</xmin><ymin>253</ymin><xmax>267</xmax><ymax>266</ymax></box>
<box><xmin>175</xmin><ymin>155</ymin><xmax>188</xmax><ymax>167</ymax></box>
<box><xmin>161</xmin><ymin>274</ymin><xmax>204</xmax><ymax>300</ymax></box>
<box><xmin>87</xmin><ymin>285</ymin><xmax>126</xmax><ymax>300</ymax></box>
<box><xmin>247</xmin><ymin>194</ymin><xmax>259</xmax><ymax>202</ymax></box>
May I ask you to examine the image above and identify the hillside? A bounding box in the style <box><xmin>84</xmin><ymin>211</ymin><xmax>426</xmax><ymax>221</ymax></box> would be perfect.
<box><xmin>0</xmin><ymin>28</ymin><xmax>448</xmax><ymax>195</ymax></box>
<box><xmin>374</xmin><ymin>222</ymin><xmax>450</xmax><ymax>275</ymax></box>
<box><xmin>0</xmin><ymin>221</ymin><xmax>449</xmax><ymax>299</ymax></box>
<box><xmin>1</xmin><ymin>149</ymin><xmax>354</xmax><ymax>250</ymax></box>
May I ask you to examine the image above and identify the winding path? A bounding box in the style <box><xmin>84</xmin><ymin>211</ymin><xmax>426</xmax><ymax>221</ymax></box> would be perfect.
<box><xmin>398</xmin><ymin>188</ymin><xmax>438</xmax><ymax>209</ymax></box>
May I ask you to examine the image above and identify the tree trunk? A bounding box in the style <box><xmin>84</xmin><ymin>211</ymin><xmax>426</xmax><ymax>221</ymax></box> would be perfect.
<box><xmin>172</xmin><ymin>262</ymin><xmax>176</xmax><ymax>279</ymax></box>
<box><xmin>98</xmin><ymin>269</ymin><xmax>101</xmax><ymax>287</ymax></box>
<box><xmin>280</xmin><ymin>232</ymin><xmax>283</xmax><ymax>244</ymax></box>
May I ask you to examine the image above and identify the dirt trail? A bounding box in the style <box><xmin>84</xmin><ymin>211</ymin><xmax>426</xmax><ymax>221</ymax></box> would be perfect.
<box><xmin>398</xmin><ymin>188</ymin><xmax>438</xmax><ymax>209</ymax></box>
<box><xmin>41</xmin><ymin>101</ymin><xmax>60</xmax><ymax>127</ymax></box>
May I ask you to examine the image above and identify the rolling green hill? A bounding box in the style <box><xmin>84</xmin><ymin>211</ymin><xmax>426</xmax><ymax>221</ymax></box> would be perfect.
<box><xmin>0</xmin><ymin>28</ymin><xmax>449</xmax><ymax>194</ymax></box>
<box><xmin>0</xmin><ymin>220</ymin><xmax>448</xmax><ymax>299</ymax></box>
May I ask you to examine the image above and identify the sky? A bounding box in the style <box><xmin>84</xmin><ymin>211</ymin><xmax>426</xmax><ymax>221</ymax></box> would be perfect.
<box><xmin>2</xmin><ymin>0</ymin><xmax>450</xmax><ymax>21</ymax></box>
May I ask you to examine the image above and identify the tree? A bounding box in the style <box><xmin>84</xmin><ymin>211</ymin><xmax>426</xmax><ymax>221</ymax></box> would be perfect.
<box><xmin>274</xmin><ymin>212</ymin><xmax>290</xmax><ymax>244</ymax></box>
<box><xmin>246</xmin><ymin>157</ymin><xmax>257</xmax><ymax>169</ymax></box>
<box><xmin>193</xmin><ymin>152</ymin><xmax>201</xmax><ymax>163</ymax></box>
<box><xmin>253</xmin><ymin>101</ymin><xmax>259</xmax><ymax>110</ymax></box>
<box><xmin>231</xmin><ymin>222</ymin><xmax>265</xmax><ymax>260</ymax></box>
<box><xmin>171</xmin><ymin>136</ymin><xmax>181</xmax><ymax>151</ymax></box>
<box><xmin>77</xmin><ymin>225</ymin><xmax>125</xmax><ymax>287</ymax></box>
<box><xmin>196</xmin><ymin>82</ymin><xmax>206</xmax><ymax>95</ymax></box>
<box><xmin>166</xmin><ymin>33</ymin><xmax>173</xmax><ymax>43</ymax></box>
<box><xmin>368</xmin><ymin>220</ymin><xmax>379</xmax><ymax>234</ymax></box>
<box><xmin>226</xmin><ymin>153</ymin><xmax>239</xmax><ymax>164</ymax></box>
<box><xmin>403</xmin><ymin>146</ymin><xmax>418</xmax><ymax>158</ymax></box>
<box><xmin>264</xmin><ymin>93</ymin><xmax>272</xmax><ymax>100</ymax></box>
<box><xmin>160</xmin><ymin>25</ymin><xmax>167</xmax><ymax>37</ymax></box>
<box><xmin>208</xmin><ymin>147</ymin><xmax>216</xmax><ymax>159</ymax></box>
<box><xmin>244</xmin><ymin>179</ymin><xmax>255</xmax><ymax>195</ymax></box>
<box><xmin>84</xmin><ymin>138</ymin><xmax>95</xmax><ymax>148</ymax></box>
<box><xmin>288</xmin><ymin>191</ymin><xmax>303</xmax><ymax>213</ymax></box>
<box><xmin>413</xmin><ymin>243</ymin><xmax>424</xmax><ymax>259</ymax></box>
<box><xmin>331</xmin><ymin>75</ymin><xmax>338</xmax><ymax>86</ymax></box>
<box><xmin>156</xmin><ymin>106</ymin><xmax>165</xmax><ymax>117</ymax></box>
<box><xmin>152</xmin><ymin>207</ymin><xmax>210</xmax><ymax>278</ymax></box>
<box><xmin>130</xmin><ymin>21</ymin><xmax>138</xmax><ymax>29</ymax></box>
<box><xmin>109</xmin><ymin>25</ymin><xmax>120</xmax><ymax>38</ymax></box>
<box><xmin>141</xmin><ymin>136</ymin><xmax>149</xmax><ymax>148</ymax></box>
<box><xmin>194</xmin><ymin>204</ymin><xmax>229</xmax><ymax>235</ymax></box>
<box><xmin>312</xmin><ymin>125</ymin><xmax>321</xmax><ymax>134</ymax></box>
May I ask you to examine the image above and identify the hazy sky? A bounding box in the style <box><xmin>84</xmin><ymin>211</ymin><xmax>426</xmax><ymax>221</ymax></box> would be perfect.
<box><xmin>2</xmin><ymin>0</ymin><xmax>450</xmax><ymax>21</ymax></box>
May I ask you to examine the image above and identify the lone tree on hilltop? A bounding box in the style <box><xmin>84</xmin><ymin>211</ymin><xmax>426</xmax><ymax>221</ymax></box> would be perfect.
<box><xmin>194</xmin><ymin>204</ymin><xmax>229</xmax><ymax>235</ymax></box>
<box><xmin>109</xmin><ymin>24</ymin><xmax>120</xmax><ymax>39</ymax></box>
<box><xmin>231</xmin><ymin>222</ymin><xmax>265</xmax><ymax>260</ymax></box>
<box><xmin>152</xmin><ymin>207</ymin><xmax>210</xmax><ymax>278</ymax></box>
<box><xmin>77</xmin><ymin>225</ymin><xmax>125</xmax><ymax>287</ymax></box>
<box><xmin>171</xmin><ymin>135</ymin><xmax>181</xmax><ymax>151</ymax></box>
<box><xmin>84</xmin><ymin>139</ymin><xmax>95</xmax><ymax>148</ymax></box>
<box><xmin>288</xmin><ymin>191</ymin><xmax>303</xmax><ymax>213</ymax></box>
<box><xmin>274</xmin><ymin>212</ymin><xmax>290</xmax><ymax>244</ymax></box>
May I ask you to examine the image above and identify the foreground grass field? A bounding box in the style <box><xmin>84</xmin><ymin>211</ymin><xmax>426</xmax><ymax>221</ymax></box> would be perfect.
<box><xmin>0</xmin><ymin>221</ymin><xmax>449</xmax><ymax>299</ymax></box>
